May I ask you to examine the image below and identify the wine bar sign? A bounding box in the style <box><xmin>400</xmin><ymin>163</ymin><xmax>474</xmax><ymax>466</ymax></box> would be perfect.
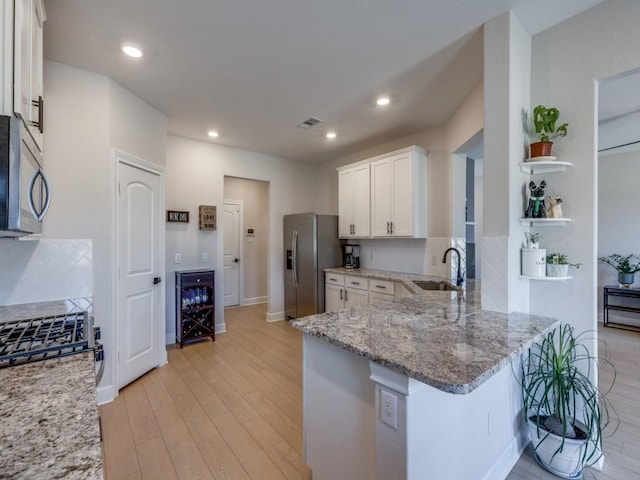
<box><xmin>167</xmin><ymin>210</ymin><xmax>189</xmax><ymax>223</ymax></box>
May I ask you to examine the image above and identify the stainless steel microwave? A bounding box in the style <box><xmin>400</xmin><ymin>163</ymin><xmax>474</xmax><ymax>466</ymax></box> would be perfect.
<box><xmin>0</xmin><ymin>115</ymin><xmax>50</xmax><ymax>237</ymax></box>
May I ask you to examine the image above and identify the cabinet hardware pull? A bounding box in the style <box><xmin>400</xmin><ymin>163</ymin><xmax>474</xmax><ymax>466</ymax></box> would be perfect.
<box><xmin>386</xmin><ymin>221</ymin><xmax>390</xmax><ymax>234</ymax></box>
<box><xmin>376</xmin><ymin>285</ymin><xmax>386</xmax><ymax>289</ymax></box>
<box><xmin>30</xmin><ymin>96</ymin><xmax>44</xmax><ymax>133</ymax></box>
<box><xmin>340</xmin><ymin>289</ymin><xmax>343</xmax><ymax>300</ymax></box>
<box><xmin>391</xmin><ymin>221</ymin><xmax>394</xmax><ymax>234</ymax></box>
<box><xmin>352</xmin><ymin>282</ymin><xmax>359</xmax><ymax>285</ymax></box>
<box><xmin>330</xmin><ymin>277</ymin><xmax>337</xmax><ymax>281</ymax></box>
<box><xmin>344</xmin><ymin>290</ymin><xmax>348</xmax><ymax>301</ymax></box>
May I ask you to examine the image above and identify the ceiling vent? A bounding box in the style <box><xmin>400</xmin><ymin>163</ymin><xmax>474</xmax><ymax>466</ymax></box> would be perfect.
<box><xmin>297</xmin><ymin>117</ymin><xmax>323</xmax><ymax>129</ymax></box>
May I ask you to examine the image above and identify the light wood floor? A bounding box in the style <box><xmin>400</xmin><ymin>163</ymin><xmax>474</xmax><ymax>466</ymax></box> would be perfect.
<box><xmin>101</xmin><ymin>305</ymin><xmax>640</xmax><ymax>480</ymax></box>
<box><xmin>100</xmin><ymin>304</ymin><xmax>310</xmax><ymax>480</ymax></box>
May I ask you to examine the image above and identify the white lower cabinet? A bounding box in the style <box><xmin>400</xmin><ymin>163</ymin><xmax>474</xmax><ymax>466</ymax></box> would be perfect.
<box><xmin>325</xmin><ymin>274</ymin><xmax>370</xmax><ymax>312</ymax></box>
<box><xmin>326</xmin><ymin>274</ymin><xmax>404</xmax><ymax>312</ymax></box>
<box><xmin>368</xmin><ymin>278</ymin><xmax>394</xmax><ymax>304</ymax></box>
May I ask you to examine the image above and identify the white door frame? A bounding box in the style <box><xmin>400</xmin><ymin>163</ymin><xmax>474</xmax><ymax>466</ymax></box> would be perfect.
<box><xmin>223</xmin><ymin>199</ymin><xmax>243</xmax><ymax>307</ymax></box>
<box><xmin>113</xmin><ymin>150</ymin><xmax>166</xmax><ymax>399</ymax></box>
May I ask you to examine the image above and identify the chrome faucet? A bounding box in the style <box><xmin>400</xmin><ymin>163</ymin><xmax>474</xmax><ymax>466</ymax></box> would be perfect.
<box><xmin>442</xmin><ymin>247</ymin><xmax>464</xmax><ymax>286</ymax></box>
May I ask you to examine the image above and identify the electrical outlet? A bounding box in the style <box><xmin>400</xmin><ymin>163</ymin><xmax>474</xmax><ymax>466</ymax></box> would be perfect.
<box><xmin>201</xmin><ymin>252</ymin><xmax>208</xmax><ymax>263</ymax></box>
<box><xmin>174</xmin><ymin>253</ymin><xmax>182</xmax><ymax>264</ymax></box>
<box><xmin>380</xmin><ymin>388</ymin><xmax>397</xmax><ymax>429</ymax></box>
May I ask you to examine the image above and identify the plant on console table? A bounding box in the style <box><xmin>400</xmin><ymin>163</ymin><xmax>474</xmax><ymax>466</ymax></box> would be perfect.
<box><xmin>521</xmin><ymin>324</ymin><xmax>616</xmax><ymax>479</ymax></box>
<box><xmin>530</xmin><ymin>105</ymin><xmax>569</xmax><ymax>158</ymax></box>
<box><xmin>598</xmin><ymin>253</ymin><xmax>640</xmax><ymax>288</ymax></box>
<box><xmin>546</xmin><ymin>253</ymin><xmax>581</xmax><ymax>278</ymax></box>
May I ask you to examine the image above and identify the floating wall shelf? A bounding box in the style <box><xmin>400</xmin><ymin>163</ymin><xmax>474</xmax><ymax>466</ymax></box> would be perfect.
<box><xmin>518</xmin><ymin>218</ymin><xmax>572</xmax><ymax>227</ymax></box>
<box><xmin>519</xmin><ymin>159</ymin><xmax>573</xmax><ymax>175</ymax></box>
<box><xmin>519</xmin><ymin>275</ymin><xmax>572</xmax><ymax>282</ymax></box>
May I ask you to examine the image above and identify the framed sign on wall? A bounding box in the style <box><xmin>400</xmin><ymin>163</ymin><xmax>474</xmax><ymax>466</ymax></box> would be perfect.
<box><xmin>167</xmin><ymin>210</ymin><xmax>189</xmax><ymax>223</ymax></box>
<box><xmin>199</xmin><ymin>205</ymin><xmax>217</xmax><ymax>230</ymax></box>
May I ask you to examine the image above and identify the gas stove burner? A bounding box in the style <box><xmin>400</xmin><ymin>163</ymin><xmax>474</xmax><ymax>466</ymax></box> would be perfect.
<box><xmin>0</xmin><ymin>311</ymin><xmax>91</xmax><ymax>367</ymax></box>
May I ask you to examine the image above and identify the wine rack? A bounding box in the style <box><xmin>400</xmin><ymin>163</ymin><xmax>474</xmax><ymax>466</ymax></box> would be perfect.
<box><xmin>176</xmin><ymin>270</ymin><xmax>215</xmax><ymax>347</ymax></box>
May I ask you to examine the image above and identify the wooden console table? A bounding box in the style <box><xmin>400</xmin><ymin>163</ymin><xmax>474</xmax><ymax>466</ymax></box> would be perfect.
<box><xmin>603</xmin><ymin>285</ymin><xmax>640</xmax><ymax>332</ymax></box>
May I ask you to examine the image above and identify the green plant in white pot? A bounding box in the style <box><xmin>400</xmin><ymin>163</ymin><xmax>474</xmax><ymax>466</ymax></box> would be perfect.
<box><xmin>530</xmin><ymin>105</ymin><xmax>569</xmax><ymax>158</ymax></box>
<box><xmin>546</xmin><ymin>253</ymin><xmax>581</xmax><ymax>278</ymax></box>
<box><xmin>521</xmin><ymin>324</ymin><xmax>616</xmax><ymax>479</ymax></box>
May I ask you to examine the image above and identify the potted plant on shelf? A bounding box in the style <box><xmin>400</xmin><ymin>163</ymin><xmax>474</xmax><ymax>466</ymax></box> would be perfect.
<box><xmin>525</xmin><ymin>232</ymin><xmax>541</xmax><ymax>249</ymax></box>
<box><xmin>521</xmin><ymin>324</ymin><xmax>616</xmax><ymax>479</ymax></box>
<box><xmin>546</xmin><ymin>253</ymin><xmax>581</xmax><ymax>278</ymax></box>
<box><xmin>530</xmin><ymin>105</ymin><xmax>569</xmax><ymax>158</ymax></box>
<box><xmin>598</xmin><ymin>253</ymin><xmax>640</xmax><ymax>287</ymax></box>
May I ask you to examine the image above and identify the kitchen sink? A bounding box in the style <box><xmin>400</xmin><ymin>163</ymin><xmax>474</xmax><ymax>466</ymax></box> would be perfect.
<box><xmin>414</xmin><ymin>280</ymin><xmax>460</xmax><ymax>292</ymax></box>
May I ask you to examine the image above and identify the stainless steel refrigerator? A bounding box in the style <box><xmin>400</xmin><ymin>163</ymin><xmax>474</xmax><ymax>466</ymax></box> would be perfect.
<box><xmin>284</xmin><ymin>213</ymin><xmax>341</xmax><ymax>319</ymax></box>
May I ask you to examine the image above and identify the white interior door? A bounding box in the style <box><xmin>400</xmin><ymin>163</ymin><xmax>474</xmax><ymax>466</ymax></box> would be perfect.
<box><xmin>117</xmin><ymin>161</ymin><xmax>162</xmax><ymax>389</ymax></box>
<box><xmin>223</xmin><ymin>201</ymin><xmax>241</xmax><ymax>307</ymax></box>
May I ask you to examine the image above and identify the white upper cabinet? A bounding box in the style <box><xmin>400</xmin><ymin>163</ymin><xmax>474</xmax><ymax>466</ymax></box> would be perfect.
<box><xmin>1</xmin><ymin>2</ymin><xmax>14</xmax><ymax>115</ymax></box>
<box><xmin>371</xmin><ymin>146</ymin><xmax>426</xmax><ymax>238</ymax></box>
<box><xmin>13</xmin><ymin>0</ymin><xmax>46</xmax><ymax>150</ymax></box>
<box><xmin>337</xmin><ymin>146</ymin><xmax>426</xmax><ymax>239</ymax></box>
<box><xmin>338</xmin><ymin>163</ymin><xmax>370</xmax><ymax>238</ymax></box>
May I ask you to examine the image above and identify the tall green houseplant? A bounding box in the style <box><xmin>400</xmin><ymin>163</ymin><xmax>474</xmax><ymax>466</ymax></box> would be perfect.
<box><xmin>521</xmin><ymin>324</ymin><xmax>616</xmax><ymax>478</ymax></box>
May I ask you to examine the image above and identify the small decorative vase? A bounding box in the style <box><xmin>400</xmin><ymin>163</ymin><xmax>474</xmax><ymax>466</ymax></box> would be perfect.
<box><xmin>529</xmin><ymin>141</ymin><xmax>553</xmax><ymax>158</ymax></box>
<box><xmin>618</xmin><ymin>272</ymin><xmax>635</xmax><ymax>288</ymax></box>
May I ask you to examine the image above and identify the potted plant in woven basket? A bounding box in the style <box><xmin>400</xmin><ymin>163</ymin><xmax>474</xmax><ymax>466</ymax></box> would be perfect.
<box><xmin>521</xmin><ymin>324</ymin><xmax>616</xmax><ymax>479</ymax></box>
<box><xmin>598</xmin><ymin>253</ymin><xmax>640</xmax><ymax>287</ymax></box>
<box><xmin>530</xmin><ymin>105</ymin><xmax>569</xmax><ymax>158</ymax></box>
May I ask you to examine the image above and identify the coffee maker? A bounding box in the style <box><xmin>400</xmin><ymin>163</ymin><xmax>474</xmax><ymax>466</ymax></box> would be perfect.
<box><xmin>343</xmin><ymin>244</ymin><xmax>360</xmax><ymax>269</ymax></box>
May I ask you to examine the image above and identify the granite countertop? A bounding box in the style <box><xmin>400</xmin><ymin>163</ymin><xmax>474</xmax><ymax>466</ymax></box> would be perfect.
<box><xmin>0</xmin><ymin>299</ymin><xmax>103</xmax><ymax>480</ymax></box>
<box><xmin>0</xmin><ymin>297</ymin><xmax>93</xmax><ymax>322</ymax></box>
<box><xmin>290</xmin><ymin>269</ymin><xmax>558</xmax><ymax>394</ymax></box>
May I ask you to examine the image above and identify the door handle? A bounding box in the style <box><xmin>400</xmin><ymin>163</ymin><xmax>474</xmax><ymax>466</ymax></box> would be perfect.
<box><xmin>292</xmin><ymin>231</ymin><xmax>298</xmax><ymax>288</ymax></box>
<box><xmin>153</xmin><ymin>277</ymin><xmax>162</xmax><ymax>285</ymax></box>
<box><xmin>234</xmin><ymin>258</ymin><xmax>239</xmax><ymax>263</ymax></box>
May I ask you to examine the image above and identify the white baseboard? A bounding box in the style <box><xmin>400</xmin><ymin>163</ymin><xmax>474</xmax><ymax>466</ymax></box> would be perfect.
<box><xmin>215</xmin><ymin>322</ymin><xmax>227</xmax><ymax>334</ymax></box>
<box><xmin>96</xmin><ymin>383</ymin><xmax>115</xmax><ymax>406</ymax></box>
<box><xmin>483</xmin><ymin>428</ymin><xmax>529</xmax><ymax>480</ymax></box>
<box><xmin>266</xmin><ymin>311</ymin><xmax>285</xmax><ymax>322</ymax></box>
<box><xmin>241</xmin><ymin>296</ymin><xmax>268</xmax><ymax>306</ymax></box>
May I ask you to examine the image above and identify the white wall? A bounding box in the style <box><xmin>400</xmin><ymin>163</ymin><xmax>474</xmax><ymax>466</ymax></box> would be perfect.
<box><xmin>482</xmin><ymin>12</ymin><xmax>531</xmax><ymax>314</ymax></box>
<box><xmin>165</xmin><ymin>135</ymin><xmax>319</xmax><ymax>340</ymax></box>
<box><xmin>40</xmin><ymin>61</ymin><xmax>166</xmax><ymax>403</ymax></box>
<box><xmin>528</xmin><ymin>0</ymin><xmax>640</xmax><ymax>346</ymax></box>
<box><xmin>224</xmin><ymin>176</ymin><xmax>269</xmax><ymax>304</ymax></box>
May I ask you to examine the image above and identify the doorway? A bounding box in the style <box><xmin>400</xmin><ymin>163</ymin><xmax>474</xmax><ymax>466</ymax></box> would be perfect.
<box><xmin>115</xmin><ymin>153</ymin><xmax>165</xmax><ymax>390</ymax></box>
<box><xmin>223</xmin><ymin>200</ymin><xmax>241</xmax><ymax>307</ymax></box>
<box><xmin>597</xmin><ymin>68</ymin><xmax>640</xmax><ymax>326</ymax></box>
<box><xmin>223</xmin><ymin>177</ymin><xmax>269</xmax><ymax>308</ymax></box>
<box><xmin>453</xmin><ymin>134</ymin><xmax>484</xmax><ymax>281</ymax></box>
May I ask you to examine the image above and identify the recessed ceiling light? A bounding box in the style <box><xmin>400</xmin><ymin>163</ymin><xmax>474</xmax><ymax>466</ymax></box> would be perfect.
<box><xmin>208</xmin><ymin>131</ymin><xmax>219</xmax><ymax>138</ymax></box>
<box><xmin>376</xmin><ymin>96</ymin><xmax>390</xmax><ymax>106</ymax></box>
<box><xmin>326</xmin><ymin>132</ymin><xmax>337</xmax><ymax>140</ymax></box>
<box><xmin>122</xmin><ymin>45</ymin><xmax>143</xmax><ymax>58</ymax></box>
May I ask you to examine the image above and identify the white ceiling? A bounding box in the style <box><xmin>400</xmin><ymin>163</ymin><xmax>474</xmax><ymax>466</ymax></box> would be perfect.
<box><xmin>42</xmin><ymin>0</ymin><xmax>606</xmax><ymax>162</ymax></box>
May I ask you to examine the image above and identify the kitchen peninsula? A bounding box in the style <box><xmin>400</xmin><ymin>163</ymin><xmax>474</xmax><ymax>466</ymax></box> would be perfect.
<box><xmin>290</xmin><ymin>269</ymin><xmax>558</xmax><ymax>480</ymax></box>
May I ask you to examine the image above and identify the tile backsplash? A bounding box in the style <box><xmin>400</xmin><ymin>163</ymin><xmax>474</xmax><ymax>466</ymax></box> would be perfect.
<box><xmin>0</xmin><ymin>238</ymin><xmax>93</xmax><ymax>305</ymax></box>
